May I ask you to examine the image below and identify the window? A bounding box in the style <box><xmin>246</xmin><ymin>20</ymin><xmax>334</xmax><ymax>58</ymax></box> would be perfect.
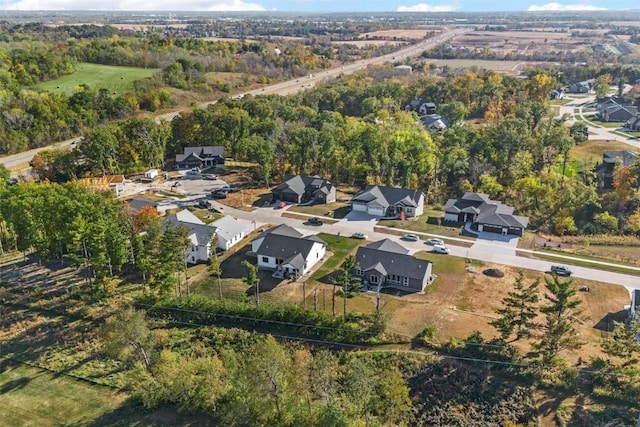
<box><xmin>191</xmin><ymin>256</ymin><xmax>195</xmax><ymax>262</ymax></box>
<box><xmin>191</xmin><ymin>246</ymin><xmax>195</xmax><ymax>252</ymax></box>
<box><xmin>402</xmin><ymin>277</ymin><xmax>409</xmax><ymax>287</ymax></box>
<box><xmin>262</xmin><ymin>256</ymin><xmax>269</xmax><ymax>263</ymax></box>
<box><xmin>356</xmin><ymin>268</ymin><xmax>363</xmax><ymax>276</ymax></box>
<box><xmin>370</xmin><ymin>275</ymin><xmax>379</xmax><ymax>284</ymax></box>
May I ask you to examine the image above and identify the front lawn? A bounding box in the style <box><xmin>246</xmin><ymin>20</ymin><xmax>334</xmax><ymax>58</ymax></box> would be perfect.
<box><xmin>377</xmin><ymin>210</ymin><xmax>470</xmax><ymax>240</ymax></box>
<box><xmin>287</xmin><ymin>202</ymin><xmax>351</xmax><ymax>218</ymax></box>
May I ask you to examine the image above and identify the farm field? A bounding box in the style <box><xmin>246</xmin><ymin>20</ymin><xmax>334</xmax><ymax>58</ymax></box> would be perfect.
<box><xmin>37</xmin><ymin>63</ymin><xmax>157</xmax><ymax>95</ymax></box>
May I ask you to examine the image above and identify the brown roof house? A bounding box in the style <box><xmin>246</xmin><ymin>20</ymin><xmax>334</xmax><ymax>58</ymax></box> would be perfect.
<box><xmin>354</xmin><ymin>239</ymin><xmax>433</xmax><ymax>293</ymax></box>
<box><xmin>443</xmin><ymin>192</ymin><xmax>529</xmax><ymax>236</ymax></box>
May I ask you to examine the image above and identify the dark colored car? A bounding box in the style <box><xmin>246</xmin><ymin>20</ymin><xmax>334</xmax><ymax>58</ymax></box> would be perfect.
<box><xmin>218</xmin><ymin>185</ymin><xmax>237</xmax><ymax>193</ymax></box>
<box><xmin>211</xmin><ymin>190</ymin><xmax>228</xmax><ymax>199</ymax></box>
<box><xmin>307</xmin><ymin>217</ymin><xmax>323</xmax><ymax>226</ymax></box>
<box><xmin>550</xmin><ymin>265</ymin><xmax>572</xmax><ymax>277</ymax></box>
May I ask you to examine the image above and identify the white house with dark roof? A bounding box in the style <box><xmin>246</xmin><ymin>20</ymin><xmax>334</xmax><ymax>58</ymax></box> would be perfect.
<box><xmin>271</xmin><ymin>175</ymin><xmax>336</xmax><ymax>204</ymax></box>
<box><xmin>210</xmin><ymin>215</ymin><xmax>247</xmax><ymax>251</ymax></box>
<box><xmin>164</xmin><ymin>209</ymin><xmax>217</xmax><ymax>264</ymax></box>
<box><xmin>175</xmin><ymin>146</ymin><xmax>225</xmax><ymax>169</ymax></box>
<box><xmin>251</xmin><ymin>224</ymin><xmax>326</xmax><ymax>278</ymax></box>
<box><xmin>354</xmin><ymin>239</ymin><xmax>433</xmax><ymax>293</ymax></box>
<box><xmin>351</xmin><ymin>185</ymin><xmax>424</xmax><ymax>218</ymax></box>
<box><xmin>629</xmin><ymin>289</ymin><xmax>640</xmax><ymax>320</ymax></box>
<box><xmin>443</xmin><ymin>192</ymin><xmax>529</xmax><ymax>236</ymax></box>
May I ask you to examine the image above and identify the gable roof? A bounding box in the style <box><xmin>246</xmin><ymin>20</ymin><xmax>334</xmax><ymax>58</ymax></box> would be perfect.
<box><xmin>255</xmin><ymin>224</ymin><xmax>303</xmax><ymax>241</ymax></box>
<box><xmin>602</xmin><ymin>150</ymin><xmax>638</xmax><ymax>166</ymax></box>
<box><xmin>444</xmin><ymin>192</ymin><xmax>529</xmax><ymax>229</ymax></box>
<box><xmin>127</xmin><ymin>197</ymin><xmax>158</xmax><ymax>213</ymax></box>
<box><xmin>164</xmin><ymin>213</ymin><xmax>216</xmax><ymax>247</ymax></box>
<box><xmin>255</xmin><ymin>233</ymin><xmax>325</xmax><ymax>260</ymax></box>
<box><xmin>210</xmin><ymin>215</ymin><xmax>245</xmax><ymax>241</ymax></box>
<box><xmin>272</xmin><ymin>175</ymin><xmax>334</xmax><ymax>198</ymax></box>
<box><xmin>352</xmin><ymin>185</ymin><xmax>423</xmax><ymax>210</ymax></box>
<box><xmin>173</xmin><ymin>209</ymin><xmax>204</xmax><ymax>225</ymax></box>
<box><xmin>443</xmin><ymin>192</ymin><xmax>491</xmax><ymax>213</ymax></box>
<box><xmin>176</xmin><ymin>146</ymin><xmax>225</xmax><ymax>163</ymax></box>
<box><xmin>356</xmin><ymin>240</ymin><xmax>431</xmax><ymax>282</ymax></box>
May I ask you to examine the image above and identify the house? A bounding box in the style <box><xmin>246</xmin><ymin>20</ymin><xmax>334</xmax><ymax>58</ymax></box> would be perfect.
<box><xmin>550</xmin><ymin>88</ymin><xmax>565</xmax><ymax>100</ymax></box>
<box><xmin>629</xmin><ymin>289</ymin><xmax>640</xmax><ymax>320</ymax></box>
<box><xmin>420</xmin><ymin>114</ymin><xmax>448</xmax><ymax>133</ymax></box>
<box><xmin>625</xmin><ymin>115</ymin><xmax>640</xmax><ymax>131</ymax></box>
<box><xmin>595</xmin><ymin>150</ymin><xmax>639</xmax><ymax>188</ymax></box>
<box><xmin>175</xmin><ymin>146</ymin><xmax>225</xmax><ymax>170</ymax></box>
<box><xmin>164</xmin><ymin>209</ymin><xmax>216</xmax><ymax>264</ymax></box>
<box><xmin>403</xmin><ymin>99</ymin><xmax>437</xmax><ymax>116</ymax></box>
<box><xmin>354</xmin><ymin>239</ymin><xmax>433</xmax><ymax>293</ymax></box>
<box><xmin>271</xmin><ymin>175</ymin><xmax>336</xmax><ymax>205</ymax></box>
<box><xmin>443</xmin><ymin>192</ymin><xmax>529</xmax><ymax>236</ymax></box>
<box><xmin>251</xmin><ymin>224</ymin><xmax>326</xmax><ymax>278</ymax></box>
<box><xmin>595</xmin><ymin>96</ymin><xmax>630</xmax><ymax>113</ymax></box>
<box><xmin>597</xmin><ymin>104</ymin><xmax>638</xmax><ymax>122</ymax></box>
<box><xmin>566</xmin><ymin>79</ymin><xmax>594</xmax><ymax>94</ymax></box>
<box><xmin>351</xmin><ymin>185</ymin><xmax>425</xmax><ymax>218</ymax></box>
<box><xmin>210</xmin><ymin>215</ymin><xmax>246</xmax><ymax>251</ymax></box>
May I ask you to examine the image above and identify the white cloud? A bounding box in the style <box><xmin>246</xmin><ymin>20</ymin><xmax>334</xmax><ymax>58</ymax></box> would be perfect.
<box><xmin>396</xmin><ymin>3</ymin><xmax>456</xmax><ymax>12</ymax></box>
<box><xmin>527</xmin><ymin>2</ymin><xmax>607</xmax><ymax>11</ymax></box>
<box><xmin>2</xmin><ymin>0</ymin><xmax>265</xmax><ymax>11</ymax></box>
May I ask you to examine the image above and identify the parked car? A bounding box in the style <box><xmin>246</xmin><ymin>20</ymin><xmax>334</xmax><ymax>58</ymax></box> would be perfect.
<box><xmin>218</xmin><ymin>185</ymin><xmax>237</xmax><ymax>192</ymax></box>
<box><xmin>211</xmin><ymin>190</ymin><xmax>228</xmax><ymax>199</ymax></box>
<box><xmin>202</xmin><ymin>174</ymin><xmax>218</xmax><ymax>180</ymax></box>
<box><xmin>431</xmin><ymin>244</ymin><xmax>450</xmax><ymax>254</ymax></box>
<box><xmin>350</xmin><ymin>232</ymin><xmax>368</xmax><ymax>239</ymax></box>
<box><xmin>550</xmin><ymin>265</ymin><xmax>572</xmax><ymax>276</ymax></box>
<box><xmin>307</xmin><ymin>217</ymin><xmax>323</xmax><ymax>226</ymax></box>
<box><xmin>425</xmin><ymin>238</ymin><xmax>444</xmax><ymax>246</ymax></box>
<box><xmin>402</xmin><ymin>234</ymin><xmax>419</xmax><ymax>242</ymax></box>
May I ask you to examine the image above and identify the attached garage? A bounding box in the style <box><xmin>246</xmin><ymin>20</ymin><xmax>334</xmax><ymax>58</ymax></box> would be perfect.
<box><xmin>367</xmin><ymin>206</ymin><xmax>386</xmax><ymax>217</ymax></box>
<box><xmin>351</xmin><ymin>202</ymin><xmax>368</xmax><ymax>212</ymax></box>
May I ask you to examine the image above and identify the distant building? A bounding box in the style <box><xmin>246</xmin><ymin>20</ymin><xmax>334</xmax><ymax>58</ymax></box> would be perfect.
<box><xmin>595</xmin><ymin>150</ymin><xmax>639</xmax><ymax>189</ymax></box>
<box><xmin>271</xmin><ymin>175</ymin><xmax>336</xmax><ymax>205</ymax></box>
<box><xmin>403</xmin><ymin>99</ymin><xmax>437</xmax><ymax>116</ymax></box>
<box><xmin>175</xmin><ymin>146</ymin><xmax>225</xmax><ymax>170</ymax></box>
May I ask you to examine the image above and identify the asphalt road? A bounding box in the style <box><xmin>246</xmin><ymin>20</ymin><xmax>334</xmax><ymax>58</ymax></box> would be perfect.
<box><xmin>1</xmin><ymin>27</ymin><xmax>466</xmax><ymax>174</ymax></box>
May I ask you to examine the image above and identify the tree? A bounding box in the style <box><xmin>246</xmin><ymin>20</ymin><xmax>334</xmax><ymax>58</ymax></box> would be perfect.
<box><xmin>0</xmin><ymin>163</ymin><xmax>11</xmax><ymax>182</ymax></box>
<box><xmin>334</xmin><ymin>255</ymin><xmax>361</xmax><ymax>317</ymax></box>
<box><xmin>99</xmin><ymin>308</ymin><xmax>156</xmax><ymax>371</ymax></box>
<box><xmin>209</xmin><ymin>236</ymin><xmax>223</xmax><ymax>299</ymax></box>
<box><xmin>594</xmin><ymin>74</ymin><xmax>612</xmax><ymax>99</ymax></box>
<box><xmin>490</xmin><ymin>271</ymin><xmax>539</xmax><ymax>341</ymax></box>
<box><xmin>242</xmin><ymin>259</ymin><xmax>260</xmax><ymax>306</ymax></box>
<box><xmin>535</xmin><ymin>275</ymin><xmax>583</xmax><ymax>364</ymax></box>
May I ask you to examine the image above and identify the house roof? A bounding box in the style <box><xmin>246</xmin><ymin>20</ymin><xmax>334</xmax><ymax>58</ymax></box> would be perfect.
<box><xmin>356</xmin><ymin>241</ymin><xmax>431</xmax><ymax>282</ymax></box>
<box><xmin>600</xmin><ymin>104</ymin><xmax>637</xmax><ymax>118</ymax></box>
<box><xmin>254</xmin><ymin>224</ymin><xmax>303</xmax><ymax>241</ymax></box>
<box><xmin>210</xmin><ymin>215</ymin><xmax>246</xmax><ymax>241</ymax></box>
<box><xmin>127</xmin><ymin>197</ymin><xmax>158</xmax><ymax>213</ymax></box>
<box><xmin>173</xmin><ymin>209</ymin><xmax>204</xmax><ymax>225</ymax></box>
<box><xmin>352</xmin><ymin>185</ymin><xmax>423</xmax><ymax>211</ymax></box>
<box><xmin>164</xmin><ymin>214</ymin><xmax>216</xmax><ymax>247</ymax></box>
<box><xmin>633</xmin><ymin>289</ymin><xmax>640</xmax><ymax>310</ymax></box>
<box><xmin>602</xmin><ymin>150</ymin><xmax>638</xmax><ymax>166</ymax></box>
<box><xmin>365</xmin><ymin>238</ymin><xmax>409</xmax><ymax>254</ymax></box>
<box><xmin>444</xmin><ymin>192</ymin><xmax>529</xmax><ymax>229</ymax></box>
<box><xmin>272</xmin><ymin>175</ymin><xmax>334</xmax><ymax>198</ymax></box>
<box><xmin>255</xmin><ymin>233</ymin><xmax>325</xmax><ymax>260</ymax></box>
<box><xmin>176</xmin><ymin>146</ymin><xmax>225</xmax><ymax>163</ymax></box>
<box><xmin>282</xmin><ymin>253</ymin><xmax>306</xmax><ymax>271</ymax></box>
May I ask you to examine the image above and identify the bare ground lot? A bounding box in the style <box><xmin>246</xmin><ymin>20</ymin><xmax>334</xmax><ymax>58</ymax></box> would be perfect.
<box><xmin>358</xmin><ymin>29</ymin><xmax>438</xmax><ymax>40</ymax></box>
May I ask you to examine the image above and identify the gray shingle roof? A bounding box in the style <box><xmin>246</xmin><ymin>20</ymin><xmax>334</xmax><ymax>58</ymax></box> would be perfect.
<box><xmin>210</xmin><ymin>215</ymin><xmax>246</xmax><ymax>242</ymax></box>
<box><xmin>352</xmin><ymin>185</ymin><xmax>423</xmax><ymax>210</ymax></box>
<box><xmin>365</xmin><ymin>239</ymin><xmax>409</xmax><ymax>254</ymax></box>
<box><xmin>176</xmin><ymin>146</ymin><xmax>225</xmax><ymax>163</ymax></box>
<box><xmin>272</xmin><ymin>175</ymin><xmax>334</xmax><ymax>198</ymax></box>
<box><xmin>444</xmin><ymin>192</ymin><xmax>528</xmax><ymax>229</ymax></box>
<box><xmin>356</xmin><ymin>241</ymin><xmax>431</xmax><ymax>281</ymax></box>
<box><xmin>256</xmin><ymin>233</ymin><xmax>325</xmax><ymax>260</ymax></box>
<box><xmin>164</xmin><ymin>214</ymin><xmax>216</xmax><ymax>246</ymax></box>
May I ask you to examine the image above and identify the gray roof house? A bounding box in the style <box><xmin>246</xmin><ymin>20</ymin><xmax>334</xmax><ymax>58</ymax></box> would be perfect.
<box><xmin>625</xmin><ymin>115</ymin><xmax>640</xmax><ymax>131</ymax></box>
<box><xmin>595</xmin><ymin>150</ymin><xmax>639</xmax><ymax>188</ymax></box>
<box><xmin>354</xmin><ymin>239</ymin><xmax>433</xmax><ymax>293</ymax></box>
<box><xmin>271</xmin><ymin>175</ymin><xmax>336</xmax><ymax>205</ymax></box>
<box><xmin>566</xmin><ymin>79</ymin><xmax>594</xmax><ymax>94</ymax></box>
<box><xmin>175</xmin><ymin>146</ymin><xmax>225</xmax><ymax>170</ymax></box>
<box><xmin>597</xmin><ymin>104</ymin><xmax>638</xmax><ymax>122</ymax></box>
<box><xmin>403</xmin><ymin>99</ymin><xmax>437</xmax><ymax>116</ymax></box>
<box><xmin>127</xmin><ymin>197</ymin><xmax>159</xmax><ymax>214</ymax></box>
<box><xmin>351</xmin><ymin>185</ymin><xmax>425</xmax><ymax>218</ymax></box>
<box><xmin>164</xmin><ymin>209</ymin><xmax>217</xmax><ymax>264</ymax></box>
<box><xmin>210</xmin><ymin>215</ymin><xmax>247</xmax><ymax>251</ymax></box>
<box><xmin>420</xmin><ymin>114</ymin><xmax>448</xmax><ymax>133</ymax></box>
<box><xmin>251</xmin><ymin>224</ymin><xmax>326</xmax><ymax>278</ymax></box>
<box><xmin>443</xmin><ymin>192</ymin><xmax>529</xmax><ymax>236</ymax></box>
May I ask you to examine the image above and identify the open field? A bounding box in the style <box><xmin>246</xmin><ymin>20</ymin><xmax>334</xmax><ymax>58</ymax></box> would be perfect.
<box><xmin>333</xmin><ymin>40</ymin><xmax>402</xmax><ymax>47</ymax></box>
<box><xmin>358</xmin><ymin>28</ymin><xmax>436</xmax><ymax>40</ymax></box>
<box><xmin>426</xmin><ymin>59</ymin><xmax>526</xmax><ymax>74</ymax></box>
<box><xmin>564</xmin><ymin>139</ymin><xmax>633</xmax><ymax>173</ymax></box>
<box><xmin>37</xmin><ymin>63</ymin><xmax>157</xmax><ymax>95</ymax></box>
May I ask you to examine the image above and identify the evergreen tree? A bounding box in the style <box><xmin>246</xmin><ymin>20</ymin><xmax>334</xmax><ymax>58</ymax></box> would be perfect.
<box><xmin>491</xmin><ymin>271</ymin><xmax>539</xmax><ymax>341</ymax></box>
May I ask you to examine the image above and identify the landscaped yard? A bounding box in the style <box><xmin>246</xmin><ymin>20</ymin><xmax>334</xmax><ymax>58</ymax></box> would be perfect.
<box><xmin>375</xmin><ymin>210</ymin><xmax>473</xmax><ymax>242</ymax></box>
<box><xmin>37</xmin><ymin>63</ymin><xmax>157</xmax><ymax>96</ymax></box>
<box><xmin>288</xmin><ymin>202</ymin><xmax>351</xmax><ymax>218</ymax></box>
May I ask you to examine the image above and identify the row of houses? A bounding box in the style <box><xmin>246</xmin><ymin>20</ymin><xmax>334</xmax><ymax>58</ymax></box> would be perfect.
<box><xmin>595</xmin><ymin>96</ymin><xmax>638</xmax><ymax>123</ymax></box>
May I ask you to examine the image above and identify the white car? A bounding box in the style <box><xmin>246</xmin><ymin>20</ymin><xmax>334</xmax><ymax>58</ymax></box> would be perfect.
<box><xmin>425</xmin><ymin>238</ymin><xmax>444</xmax><ymax>246</ymax></box>
<box><xmin>432</xmin><ymin>244</ymin><xmax>450</xmax><ymax>254</ymax></box>
<box><xmin>351</xmin><ymin>232</ymin><xmax>368</xmax><ymax>240</ymax></box>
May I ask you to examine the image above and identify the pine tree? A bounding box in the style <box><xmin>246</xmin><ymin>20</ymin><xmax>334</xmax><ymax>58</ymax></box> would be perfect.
<box><xmin>490</xmin><ymin>271</ymin><xmax>539</xmax><ymax>341</ymax></box>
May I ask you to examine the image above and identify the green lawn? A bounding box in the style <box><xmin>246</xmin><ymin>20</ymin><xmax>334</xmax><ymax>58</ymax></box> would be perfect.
<box><xmin>376</xmin><ymin>210</ymin><xmax>470</xmax><ymax>240</ymax></box>
<box><xmin>311</xmin><ymin>233</ymin><xmax>363</xmax><ymax>281</ymax></box>
<box><xmin>568</xmin><ymin>139</ymin><xmax>633</xmax><ymax>169</ymax></box>
<box><xmin>288</xmin><ymin>202</ymin><xmax>351</xmax><ymax>218</ymax></box>
<box><xmin>37</xmin><ymin>63</ymin><xmax>157</xmax><ymax>95</ymax></box>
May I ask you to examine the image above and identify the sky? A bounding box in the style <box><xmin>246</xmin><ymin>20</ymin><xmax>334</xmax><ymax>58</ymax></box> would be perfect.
<box><xmin>0</xmin><ymin>0</ymin><xmax>636</xmax><ymax>13</ymax></box>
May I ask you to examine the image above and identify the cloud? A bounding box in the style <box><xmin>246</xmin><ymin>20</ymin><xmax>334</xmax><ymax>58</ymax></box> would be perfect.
<box><xmin>2</xmin><ymin>0</ymin><xmax>265</xmax><ymax>11</ymax></box>
<box><xmin>396</xmin><ymin>3</ymin><xmax>456</xmax><ymax>12</ymax></box>
<box><xmin>527</xmin><ymin>2</ymin><xmax>607</xmax><ymax>11</ymax></box>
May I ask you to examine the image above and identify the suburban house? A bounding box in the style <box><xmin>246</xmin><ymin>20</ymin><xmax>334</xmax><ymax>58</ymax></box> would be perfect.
<box><xmin>351</xmin><ymin>185</ymin><xmax>425</xmax><ymax>218</ymax></box>
<box><xmin>595</xmin><ymin>96</ymin><xmax>631</xmax><ymax>112</ymax></box>
<box><xmin>597</xmin><ymin>104</ymin><xmax>638</xmax><ymax>122</ymax></box>
<box><xmin>77</xmin><ymin>175</ymin><xmax>126</xmax><ymax>196</ymax></box>
<box><xmin>403</xmin><ymin>99</ymin><xmax>437</xmax><ymax>116</ymax></box>
<box><xmin>420</xmin><ymin>114</ymin><xmax>448</xmax><ymax>133</ymax></box>
<box><xmin>164</xmin><ymin>209</ymin><xmax>216</xmax><ymax>264</ymax></box>
<box><xmin>595</xmin><ymin>150</ymin><xmax>639</xmax><ymax>188</ymax></box>
<box><xmin>251</xmin><ymin>224</ymin><xmax>326</xmax><ymax>278</ymax></box>
<box><xmin>566</xmin><ymin>79</ymin><xmax>594</xmax><ymax>94</ymax></box>
<box><xmin>210</xmin><ymin>215</ymin><xmax>246</xmax><ymax>251</ymax></box>
<box><xmin>354</xmin><ymin>239</ymin><xmax>433</xmax><ymax>293</ymax></box>
<box><xmin>629</xmin><ymin>289</ymin><xmax>640</xmax><ymax>320</ymax></box>
<box><xmin>175</xmin><ymin>146</ymin><xmax>225</xmax><ymax>170</ymax></box>
<box><xmin>271</xmin><ymin>175</ymin><xmax>336</xmax><ymax>205</ymax></box>
<box><xmin>443</xmin><ymin>192</ymin><xmax>529</xmax><ymax>236</ymax></box>
<box><xmin>625</xmin><ymin>115</ymin><xmax>640</xmax><ymax>132</ymax></box>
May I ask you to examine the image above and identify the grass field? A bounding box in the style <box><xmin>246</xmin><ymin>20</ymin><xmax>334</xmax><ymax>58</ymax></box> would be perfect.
<box><xmin>37</xmin><ymin>63</ymin><xmax>157</xmax><ymax>95</ymax></box>
<box><xmin>562</xmin><ymin>139</ymin><xmax>633</xmax><ymax>175</ymax></box>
